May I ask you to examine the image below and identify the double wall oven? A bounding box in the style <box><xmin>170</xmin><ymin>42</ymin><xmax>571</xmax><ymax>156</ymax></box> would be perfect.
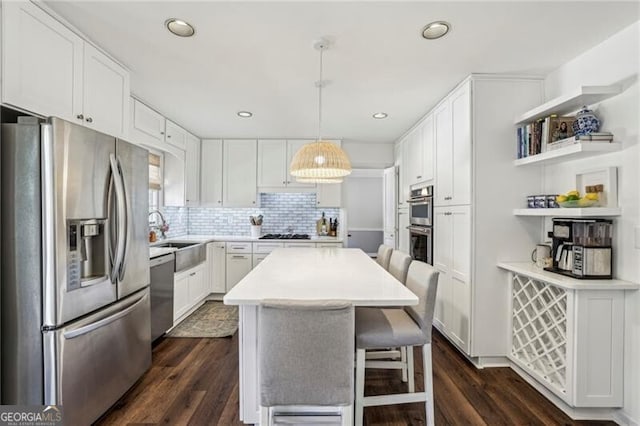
<box><xmin>407</xmin><ymin>183</ymin><xmax>433</xmax><ymax>265</ymax></box>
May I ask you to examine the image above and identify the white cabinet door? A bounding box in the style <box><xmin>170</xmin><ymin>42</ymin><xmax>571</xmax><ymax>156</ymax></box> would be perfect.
<box><xmin>207</xmin><ymin>242</ymin><xmax>227</xmax><ymax>293</ymax></box>
<box><xmin>252</xmin><ymin>253</ymin><xmax>269</xmax><ymax>268</ymax></box>
<box><xmin>397</xmin><ymin>209</ymin><xmax>410</xmax><ymax>254</ymax></box>
<box><xmin>226</xmin><ymin>254</ymin><xmax>252</xmax><ymax>291</ymax></box>
<box><xmin>383</xmin><ymin>166</ymin><xmax>397</xmax><ymax>236</ymax></box>
<box><xmin>407</xmin><ymin>126</ymin><xmax>424</xmax><ymax>185</ymax></box>
<box><xmin>257</xmin><ymin>140</ymin><xmax>286</xmax><ymax>187</ymax></box>
<box><xmin>164</xmin><ymin>149</ymin><xmax>186</xmax><ymax>207</ymax></box>
<box><xmin>200</xmin><ymin>139</ymin><xmax>223</xmax><ymax>207</ymax></box>
<box><xmin>317</xmin><ymin>242</ymin><xmax>343</xmax><ymax>248</ymax></box>
<box><xmin>400</xmin><ymin>139</ymin><xmax>411</xmax><ymax>206</ymax></box>
<box><xmin>395</xmin><ymin>142</ymin><xmax>405</xmax><ymax>209</ymax></box>
<box><xmin>422</xmin><ymin>114</ymin><xmax>435</xmax><ymax>183</ymax></box>
<box><xmin>185</xmin><ymin>133</ymin><xmax>201</xmax><ymax>206</ymax></box>
<box><xmin>448</xmin><ymin>205</ymin><xmax>471</xmax><ymax>352</ymax></box>
<box><xmin>317</xmin><ymin>183</ymin><xmax>342</xmax><ymax>207</ymax></box>
<box><xmin>433</xmin><ymin>207</ymin><xmax>451</xmax><ymax>330</ymax></box>
<box><xmin>82</xmin><ymin>43</ymin><xmax>129</xmax><ymax>137</ymax></box>
<box><xmin>252</xmin><ymin>242</ymin><xmax>284</xmax><ymax>254</ymax></box>
<box><xmin>131</xmin><ymin>98</ymin><xmax>166</xmax><ymax>146</ymax></box>
<box><xmin>286</xmin><ymin>140</ymin><xmax>316</xmax><ymax>188</ymax></box>
<box><xmin>434</xmin><ymin>101</ymin><xmax>452</xmax><ymax>206</ymax></box>
<box><xmin>188</xmin><ymin>266</ymin><xmax>207</xmax><ymax>305</ymax></box>
<box><xmin>173</xmin><ymin>272</ymin><xmax>190</xmax><ymax>321</ymax></box>
<box><xmin>2</xmin><ymin>1</ymin><xmax>83</xmax><ymax>122</ymax></box>
<box><xmin>165</xmin><ymin>119</ymin><xmax>187</xmax><ymax>150</ymax></box>
<box><xmin>450</xmin><ymin>82</ymin><xmax>472</xmax><ymax>206</ymax></box>
<box><xmin>223</xmin><ymin>140</ymin><xmax>257</xmax><ymax>207</ymax></box>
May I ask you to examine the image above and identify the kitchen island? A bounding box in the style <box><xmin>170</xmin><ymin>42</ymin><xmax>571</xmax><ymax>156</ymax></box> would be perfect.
<box><xmin>224</xmin><ymin>248</ymin><xmax>418</xmax><ymax>424</ymax></box>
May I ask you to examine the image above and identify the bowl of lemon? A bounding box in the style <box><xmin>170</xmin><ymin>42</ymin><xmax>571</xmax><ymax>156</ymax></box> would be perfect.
<box><xmin>556</xmin><ymin>190</ymin><xmax>599</xmax><ymax>208</ymax></box>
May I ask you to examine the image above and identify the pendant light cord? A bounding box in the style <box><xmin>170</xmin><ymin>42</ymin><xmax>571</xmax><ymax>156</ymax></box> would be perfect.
<box><xmin>317</xmin><ymin>46</ymin><xmax>323</xmax><ymax>142</ymax></box>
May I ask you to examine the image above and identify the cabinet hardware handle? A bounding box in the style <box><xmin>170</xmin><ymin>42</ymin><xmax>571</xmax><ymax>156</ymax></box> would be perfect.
<box><xmin>76</xmin><ymin>114</ymin><xmax>84</xmax><ymax>120</ymax></box>
<box><xmin>417</xmin><ymin>175</ymin><xmax>422</xmax><ymax>179</ymax></box>
<box><xmin>168</xmin><ymin>135</ymin><xmax>172</xmax><ymax>138</ymax></box>
<box><xmin>160</xmin><ymin>131</ymin><xmax>165</xmax><ymax>135</ymax></box>
<box><xmin>232</xmin><ymin>255</ymin><xmax>246</xmax><ymax>259</ymax></box>
<box><xmin>282</xmin><ymin>181</ymin><xmax>286</xmax><ymax>185</ymax></box>
<box><xmin>287</xmin><ymin>181</ymin><xmax>291</xmax><ymax>184</ymax></box>
<box><xmin>85</xmin><ymin>117</ymin><xmax>93</xmax><ymax>123</ymax></box>
<box><xmin>252</xmin><ymin>201</ymin><xmax>255</xmax><ymax>204</ymax></box>
<box><xmin>190</xmin><ymin>272</ymin><xmax>196</xmax><ymax>277</ymax></box>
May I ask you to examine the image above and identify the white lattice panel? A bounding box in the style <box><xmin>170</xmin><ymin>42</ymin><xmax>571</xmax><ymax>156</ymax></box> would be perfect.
<box><xmin>511</xmin><ymin>274</ymin><xmax>568</xmax><ymax>394</ymax></box>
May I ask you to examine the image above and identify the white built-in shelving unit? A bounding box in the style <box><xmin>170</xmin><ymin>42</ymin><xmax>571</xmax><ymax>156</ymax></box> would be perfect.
<box><xmin>513</xmin><ymin>85</ymin><xmax>621</xmax><ymax>125</ymax></box>
<box><xmin>513</xmin><ymin>142</ymin><xmax>620</xmax><ymax>167</ymax></box>
<box><xmin>513</xmin><ymin>207</ymin><xmax>621</xmax><ymax>217</ymax></box>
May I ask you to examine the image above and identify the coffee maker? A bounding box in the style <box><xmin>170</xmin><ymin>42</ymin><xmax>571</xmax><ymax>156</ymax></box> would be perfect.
<box><xmin>546</xmin><ymin>218</ymin><xmax>613</xmax><ymax>279</ymax></box>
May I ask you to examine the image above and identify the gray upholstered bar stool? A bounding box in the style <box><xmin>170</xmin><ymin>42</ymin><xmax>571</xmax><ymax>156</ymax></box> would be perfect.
<box><xmin>354</xmin><ymin>261</ymin><xmax>439</xmax><ymax>426</ymax></box>
<box><xmin>375</xmin><ymin>244</ymin><xmax>393</xmax><ymax>270</ymax></box>
<box><xmin>259</xmin><ymin>300</ymin><xmax>354</xmax><ymax>426</ymax></box>
<box><xmin>387</xmin><ymin>250</ymin><xmax>412</xmax><ymax>284</ymax></box>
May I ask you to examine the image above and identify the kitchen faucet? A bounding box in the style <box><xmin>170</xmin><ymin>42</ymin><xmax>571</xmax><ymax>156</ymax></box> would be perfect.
<box><xmin>148</xmin><ymin>210</ymin><xmax>168</xmax><ymax>239</ymax></box>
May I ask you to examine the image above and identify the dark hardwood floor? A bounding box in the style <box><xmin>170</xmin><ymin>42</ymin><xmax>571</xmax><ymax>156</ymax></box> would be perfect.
<box><xmin>96</xmin><ymin>330</ymin><xmax>615</xmax><ymax>425</ymax></box>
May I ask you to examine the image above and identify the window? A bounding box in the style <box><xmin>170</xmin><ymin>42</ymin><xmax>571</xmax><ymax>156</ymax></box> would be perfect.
<box><xmin>149</xmin><ymin>152</ymin><xmax>162</xmax><ymax>212</ymax></box>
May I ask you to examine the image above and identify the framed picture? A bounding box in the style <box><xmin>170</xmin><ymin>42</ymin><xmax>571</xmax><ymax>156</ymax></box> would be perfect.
<box><xmin>548</xmin><ymin>116</ymin><xmax>576</xmax><ymax>143</ymax></box>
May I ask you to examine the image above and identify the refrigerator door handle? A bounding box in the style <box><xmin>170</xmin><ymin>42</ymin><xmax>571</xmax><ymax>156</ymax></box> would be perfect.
<box><xmin>63</xmin><ymin>291</ymin><xmax>148</xmax><ymax>339</ymax></box>
<box><xmin>110</xmin><ymin>154</ymin><xmax>126</xmax><ymax>283</ymax></box>
<box><xmin>117</xmin><ymin>156</ymin><xmax>130</xmax><ymax>282</ymax></box>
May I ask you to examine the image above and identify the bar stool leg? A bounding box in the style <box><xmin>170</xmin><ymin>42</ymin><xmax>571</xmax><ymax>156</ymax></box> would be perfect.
<box><xmin>423</xmin><ymin>343</ymin><xmax>434</xmax><ymax>426</ymax></box>
<box><xmin>355</xmin><ymin>348</ymin><xmax>366</xmax><ymax>426</ymax></box>
<box><xmin>401</xmin><ymin>346</ymin><xmax>408</xmax><ymax>382</ymax></box>
<box><xmin>407</xmin><ymin>346</ymin><xmax>415</xmax><ymax>393</ymax></box>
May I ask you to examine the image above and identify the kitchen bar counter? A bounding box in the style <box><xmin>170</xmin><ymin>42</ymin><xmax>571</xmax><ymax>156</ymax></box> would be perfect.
<box><xmin>223</xmin><ymin>248</ymin><xmax>417</xmax><ymax>424</ymax></box>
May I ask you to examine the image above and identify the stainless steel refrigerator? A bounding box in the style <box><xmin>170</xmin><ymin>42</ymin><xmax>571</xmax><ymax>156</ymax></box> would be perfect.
<box><xmin>1</xmin><ymin>116</ymin><xmax>151</xmax><ymax>425</ymax></box>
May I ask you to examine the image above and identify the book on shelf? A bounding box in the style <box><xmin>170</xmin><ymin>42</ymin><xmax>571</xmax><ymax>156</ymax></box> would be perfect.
<box><xmin>575</xmin><ymin>132</ymin><xmax>613</xmax><ymax>141</ymax></box>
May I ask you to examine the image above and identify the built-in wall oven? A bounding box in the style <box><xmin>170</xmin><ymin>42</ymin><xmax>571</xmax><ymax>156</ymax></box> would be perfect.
<box><xmin>407</xmin><ymin>183</ymin><xmax>433</xmax><ymax>265</ymax></box>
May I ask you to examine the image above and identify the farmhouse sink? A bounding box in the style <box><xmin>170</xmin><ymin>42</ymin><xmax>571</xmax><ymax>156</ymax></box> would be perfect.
<box><xmin>155</xmin><ymin>242</ymin><xmax>205</xmax><ymax>272</ymax></box>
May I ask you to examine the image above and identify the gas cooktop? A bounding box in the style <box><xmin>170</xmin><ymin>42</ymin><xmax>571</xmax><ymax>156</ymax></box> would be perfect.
<box><xmin>259</xmin><ymin>233</ymin><xmax>311</xmax><ymax>240</ymax></box>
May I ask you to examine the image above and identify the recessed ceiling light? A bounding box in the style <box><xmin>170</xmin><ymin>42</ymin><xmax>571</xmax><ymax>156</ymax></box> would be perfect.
<box><xmin>422</xmin><ymin>21</ymin><xmax>450</xmax><ymax>40</ymax></box>
<box><xmin>372</xmin><ymin>112</ymin><xmax>388</xmax><ymax>119</ymax></box>
<box><xmin>237</xmin><ymin>111</ymin><xmax>253</xmax><ymax>118</ymax></box>
<box><xmin>165</xmin><ymin>18</ymin><xmax>195</xmax><ymax>37</ymax></box>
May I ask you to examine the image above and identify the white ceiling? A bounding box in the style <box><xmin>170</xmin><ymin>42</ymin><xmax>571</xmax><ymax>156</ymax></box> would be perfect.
<box><xmin>45</xmin><ymin>1</ymin><xmax>639</xmax><ymax>144</ymax></box>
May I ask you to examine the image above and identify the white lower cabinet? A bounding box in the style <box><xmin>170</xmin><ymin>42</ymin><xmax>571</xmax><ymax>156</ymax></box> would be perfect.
<box><xmin>207</xmin><ymin>242</ymin><xmax>226</xmax><ymax>293</ymax></box>
<box><xmin>284</xmin><ymin>242</ymin><xmax>316</xmax><ymax>248</ymax></box>
<box><xmin>226</xmin><ymin>254</ymin><xmax>252</xmax><ymax>291</ymax></box>
<box><xmin>433</xmin><ymin>205</ymin><xmax>471</xmax><ymax>353</ymax></box>
<box><xmin>316</xmin><ymin>242</ymin><xmax>343</xmax><ymax>248</ymax></box>
<box><xmin>173</xmin><ymin>263</ymin><xmax>206</xmax><ymax>322</ymax></box>
<box><xmin>252</xmin><ymin>254</ymin><xmax>269</xmax><ymax>268</ymax></box>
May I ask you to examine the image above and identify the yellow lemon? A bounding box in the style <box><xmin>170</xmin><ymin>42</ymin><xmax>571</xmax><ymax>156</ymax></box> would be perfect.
<box><xmin>556</xmin><ymin>195</ymin><xmax>568</xmax><ymax>203</ymax></box>
<box><xmin>567</xmin><ymin>190</ymin><xmax>580</xmax><ymax>197</ymax></box>
<box><xmin>585</xmin><ymin>193</ymin><xmax>599</xmax><ymax>201</ymax></box>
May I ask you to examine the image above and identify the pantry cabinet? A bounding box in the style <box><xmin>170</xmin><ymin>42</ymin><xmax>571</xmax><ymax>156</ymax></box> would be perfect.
<box><xmin>2</xmin><ymin>1</ymin><xmax>129</xmax><ymax>137</ymax></box>
<box><xmin>434</xmin><ymin>81</ymin><xmax>471</xmax><ymax>206</ymax></box>
<box><xmin>223</xmin><ymin>140</ymin><xmax>258</xmax><ymax>207</ymax></box>
<box><xmin>207</xmin><ymin>242</ymin><xmax>226</xmax><ymax>293</ymax></box>
<box><xmin>200</xmin><ymin>139</ymin><xmax>224</xmax><ymax>206</ymax></box>
<box><xmin>433</xmin><ymin>205</ymin><xmax>471</xmax><ymax>352</ymax></box>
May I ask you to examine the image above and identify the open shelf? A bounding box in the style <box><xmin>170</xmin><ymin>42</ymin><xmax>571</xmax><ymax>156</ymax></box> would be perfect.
<box><xmin>514</xmin><ymin>85</ymin><xmax>621</xmax><ymax>125</ymax></box>
<box><xmin>514</xmin><ymin>142</ymin><xmax>620</xmax><ymax>166</ymax></box>
<box><xmin>513</xmin><ymin>207</ymin><xmax>621</xmax><ymax>217</ymax></box>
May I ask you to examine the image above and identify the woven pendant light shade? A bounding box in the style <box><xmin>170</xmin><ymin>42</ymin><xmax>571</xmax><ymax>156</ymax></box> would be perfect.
<box><xmin>290</xmin><ymin>140</ymin><xmax>352</xmax><ymax>180</ymax></box>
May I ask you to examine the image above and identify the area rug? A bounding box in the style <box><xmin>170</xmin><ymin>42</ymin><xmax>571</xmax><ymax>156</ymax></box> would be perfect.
<box><xmin>168</xmin><ymin>301</ymin><xmax>238</xmax><ymax>338</ymax></box>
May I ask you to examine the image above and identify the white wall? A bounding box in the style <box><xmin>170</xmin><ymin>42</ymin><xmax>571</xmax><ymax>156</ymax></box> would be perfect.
<box><xmin>543</xmin><ymin>21</ymin><xmax>640</xmax><ymax>424</ymax></box>
<box><xmin>343</xmin><ymin>141</ymin><xmax>394</xmax><ymax>169</ymax></box>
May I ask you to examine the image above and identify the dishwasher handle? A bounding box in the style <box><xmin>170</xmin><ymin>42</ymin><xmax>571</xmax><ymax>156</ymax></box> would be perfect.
<box><xmin>150</xmin><ymin>253</ymin><xmax>175</xmax><ymax>267</ymax></box>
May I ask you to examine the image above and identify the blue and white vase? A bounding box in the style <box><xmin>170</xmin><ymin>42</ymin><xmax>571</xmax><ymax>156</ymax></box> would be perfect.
<box><xmin>572</xmin><ymin>106</ymin><xmax>600</xmax><ymax>136</ymax></box>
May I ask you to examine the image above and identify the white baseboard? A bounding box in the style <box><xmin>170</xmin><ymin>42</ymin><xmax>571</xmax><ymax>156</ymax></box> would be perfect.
<box><xmin>614</xmin><ymin>409</ymin><xmax>639</xmax><ymax>426</ymax></box>
<box><xmin>509</xmin><ymin>363</ymin><xmax>621</xmax><ymax>422</ymax></box>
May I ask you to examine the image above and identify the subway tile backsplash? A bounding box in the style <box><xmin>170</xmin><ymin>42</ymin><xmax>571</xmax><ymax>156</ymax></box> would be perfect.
<box><xmin>163</xmin><ymin>193</ymin><xmax>339</xmax><ymax>237</ymax></box>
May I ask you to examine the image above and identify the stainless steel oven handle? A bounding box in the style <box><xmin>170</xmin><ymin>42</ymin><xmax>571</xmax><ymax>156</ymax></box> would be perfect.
<box><xmin>407</xmin><ymin>226</ymin><xmax>432</xmax><ymax>236</ymax></box>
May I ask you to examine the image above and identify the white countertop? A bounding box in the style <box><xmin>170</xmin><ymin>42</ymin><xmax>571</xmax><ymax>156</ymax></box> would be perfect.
<box><xmin>150</xmin><ymin>234</ymin><xmax>344</xmax><ymax>245</ymax></box>
<box><xmin>223</xmin><ymin>248</ymin><xmax>419</xmax><ymax>306</ymax></box>
<box><xmin>497</xmin><ymin>261</ymin><xmax>640</xmax><ymax>290</ymax></box>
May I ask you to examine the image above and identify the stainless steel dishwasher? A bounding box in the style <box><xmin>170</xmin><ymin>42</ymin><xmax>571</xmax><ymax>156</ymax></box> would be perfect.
<box><xmin>150</xmin><ymin>253</ymin><xmax>175</xmax><ymax>341</ymax></box>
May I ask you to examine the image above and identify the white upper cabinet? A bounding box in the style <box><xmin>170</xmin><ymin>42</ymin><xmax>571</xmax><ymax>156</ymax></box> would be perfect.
<box><xmin>257</xmin><ymin>140</ymin><xmax>287</xmax><ymax>187</ymax></box>
<box><xmin>435</xmin><ymin>81</ymin><xmax>471</xmax><ymax>206</ymax></box>
<box><xmin>223</xmin><ymin>140</ymin><xmax>258</xmax><ymax>207</ymax></box>
<box><xmin>164</xmin><ymin>149</ymin><xmax>186</xmax><ymax>207</ymax></box>
<box><xmin>257</xmin><ymin>139</ymin><xmax>315</xmax><ymax>189</ymax></box>
<box><xmin>185</xmin><ymin>133</ymin><xmax>201</xmax><ymax>206</ymax></box>
<box><xmin>165</xmin><ymin>119</ymin><xmax>188</xmax><ymax>150</ymax></box>
<box><xmin>2</xmin><ymin>1</ymin><xmax>83</xmax><ymax>122</ymax></box>
<box><xmin>82</xmin><ymin>43</ymin><xmax>129</xmax><ymax>137</ymax></box>
<box><xmin>406</xmin><ymin>126</ymin><xmax>423</xmax><ymax>185</ymax></box>
<box><xmin>131</xmin><ymin>98</ymin><xmax>165</xmax><ymax>147</ymax></box>
<box><xmin>2</xmin><ymin>2</ymin><xmax>129</xmax><ymax>137</ymax></box>
<box><xmin>316</xmin><ymin>182</ymin><xmax>342</xmax><ymax>207</ymax></box>
<box><xmin>286</xmin><ymin>140</ymin><xmax>315</xmax><ymax>188</ymax></box>
<box><xmin>200</xmin><ymin>139</ymin><xmax>223</xmax><ymax>207</ymax></box>
<box><xmin>421</xmin><ymin>114</ymin><xmax>435</xmax><ymax>183</ymax></box>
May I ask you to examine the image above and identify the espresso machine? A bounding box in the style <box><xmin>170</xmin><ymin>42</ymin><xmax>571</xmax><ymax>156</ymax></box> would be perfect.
<box><xmin>546</xmin><ymin>218</ymin><xmax>613</xmax><ymax>279</ymax></box>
